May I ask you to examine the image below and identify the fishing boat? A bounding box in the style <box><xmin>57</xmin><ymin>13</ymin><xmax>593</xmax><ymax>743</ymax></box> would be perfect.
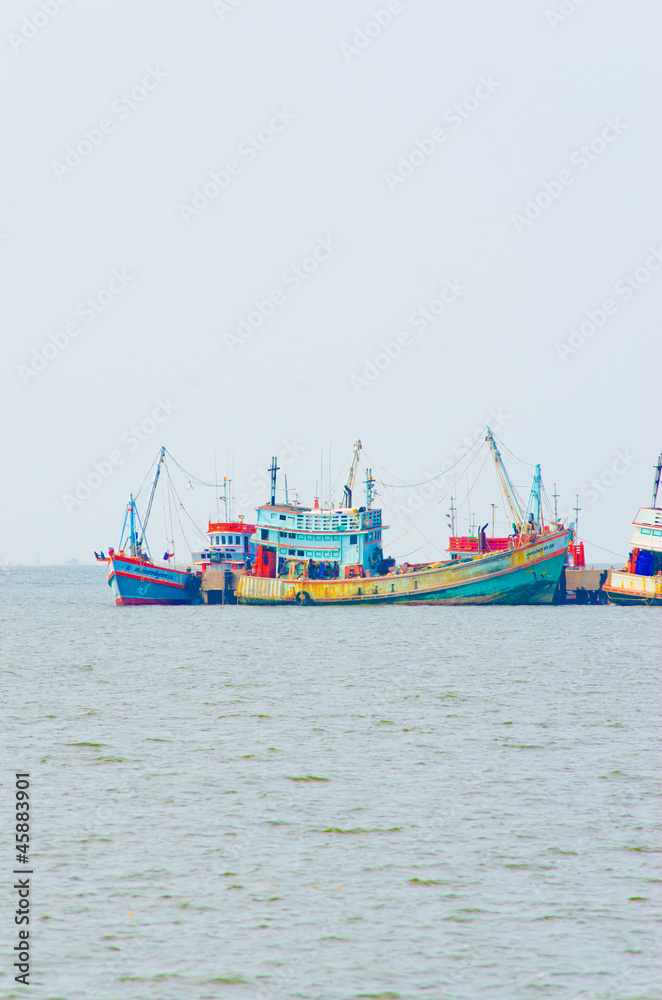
<box><xmin>603</xmin><ymin>452</ymin><xmax>662</xmax><ymax>606</ymax></box>
<box><xmin>236</xmin><ymin>432</ymin><xmax>571</xmax><ymax>606</ymax></box>
<box><xmin>191</xmin><ymin>518</ymin><xmax>257</xmax><ymax>574</ymax></box>
<box><xmin>103</xmin><ymin>448</ymin><xmax>202</xmax><ymax>606</ymax></box>
<box><xmin>191</xmin><ymin>518</ymin><xmax>257</xmax><ymax>604</ymax></box>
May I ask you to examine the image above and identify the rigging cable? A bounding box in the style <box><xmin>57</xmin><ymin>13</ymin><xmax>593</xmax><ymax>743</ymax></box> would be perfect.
<box><xmin>373</xmin><ymin>435</ymin><xmax>485</xmax><ymax>489</ymax></box>
<box><xmin>577</xmin><ymin>537</ymin><xmax>626</xmax><ymax>560</ymax></box>
<box><xmin>164</xmin><ymin>449</ymin><xmax>218</xmax><ymax>488</ymax></box>
<box><xmin>360</xmin><ymin>442</ymin><xmax>488</xmax><ymax>558</ymax></box>
<box><xmin>374</xmin><ymin>449</ymin><xmax>492</xmax><ymax>560</ymax></box>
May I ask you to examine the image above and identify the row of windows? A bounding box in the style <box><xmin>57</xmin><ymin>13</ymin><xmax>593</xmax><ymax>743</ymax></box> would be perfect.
<box><xmin>271</xmin><ymin>513</ymin><xmax>382</xmax><ymax>529</ymax></box>
<box><xmin>260</xmin><ymin>528</ymin><xmax>366</xmax><ymax>545</ymax></box>
<box><xmin>210</xmin><ymin>534</ymin><xmax>246</xmax><ymax>547</ymax></box>
<box><xmin>286</xmin><ymin>549</ymin><xmax>341</xmax><ymax>558</ymax></box>
<box><xmin>261</xmin><ymin>528</ymin><xmax>373</xmax><ymax>543</ymax></box>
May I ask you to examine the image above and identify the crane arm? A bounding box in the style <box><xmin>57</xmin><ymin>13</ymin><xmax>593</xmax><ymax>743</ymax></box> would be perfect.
<box><xmin>342</xmin><ymin>440</ymin><xmax>362</xmax><ymax>508</ymax></box>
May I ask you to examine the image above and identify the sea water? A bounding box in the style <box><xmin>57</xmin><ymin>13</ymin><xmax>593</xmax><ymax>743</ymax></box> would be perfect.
<box><xmin>0</xmin><ymin>567</ymin><xmax>660</xmax><ymax>999</ymax></box>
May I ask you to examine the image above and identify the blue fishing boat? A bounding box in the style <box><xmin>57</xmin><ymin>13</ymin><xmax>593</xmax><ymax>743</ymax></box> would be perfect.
<box><xmin>103</xmin><ymin>448</ymin><xmax>202</xmax><ymax>606</ymax></box>
<box><xmin>237</xmin><ymin>432</ymin><xmax>571</xmax><ymax>606</ymax></box>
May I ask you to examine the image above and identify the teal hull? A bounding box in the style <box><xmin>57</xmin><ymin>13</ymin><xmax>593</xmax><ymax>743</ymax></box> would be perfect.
<box><xmin>387</xmin><ymin>549</ymin><xmax>567</xmax><ymax>605</ymax></box>
<box><xmin>238</xmin><ymin>530</ymin><xmax>571</xmax><ymax>606</ymax></box>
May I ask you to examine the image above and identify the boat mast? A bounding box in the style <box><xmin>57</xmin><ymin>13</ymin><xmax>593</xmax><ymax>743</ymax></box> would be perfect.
<box><xmin>269</xmin><ymin>457</ymin><xmax>279</xmax><ymax>505</ymax></box>
<box><xmin>221</xmin><ymin>477</ymin><xmax>229</xmax><ymax>520</ymax></box>
<box><xmin>528</xmin><ymin>463</ymin><xmax>543</xmax><ymax>529</ymax></box>
<box><xmin>365</xmin><ymin>467</ymin><xmax>375</xmax><ymax>510</ymax></box>
<box><xmin>129</xmin><ymin>495</ymin><xmax>137</xmax><ymax>556</ymax></box>
<box><xmin>552</xmin><ymin>483</ymin><xmax>560</xmax><ymax>521</ymax></box>
<box><xmin>651</xmin><ymin>452</ymin><xmax>662</xmax><ymax>508</ymax></box>
<box><xmin>343</xmin><ymin>440</ymin><xmax>362</xmax><ymax>508</ymax></box>
<box><xmin>139</xmin><ymin>446</ymin><xmax>165</xmax><ymax>548</ymax></box>
<box><xmin>485</xmin><ymin>427</ymin><xmax>525</xmax><ymax>532</ymax></box>
<box><xmin>572</xmin><ymin>494</ymin><xmax>581</xmax><ymax>539</ymax></box>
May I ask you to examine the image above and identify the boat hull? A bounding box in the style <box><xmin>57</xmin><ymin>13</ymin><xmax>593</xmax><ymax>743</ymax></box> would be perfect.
<box><xmin>603</xmin><ymin>570</ymin><xmax>662</xmax><ymax>606</ymax></box>
<box><xmin>108</xmin><ymin>555</ymin><xmax>202</xmax><ymax>606</ymax></box>
<box><xmin>237</xmin><ymin>530</ymin><xmax>570</xmax><ymax>606</ymax></box>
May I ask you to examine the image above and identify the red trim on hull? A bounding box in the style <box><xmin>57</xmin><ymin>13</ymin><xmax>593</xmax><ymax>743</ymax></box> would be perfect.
<box><xmin>108</xmin><ymin>570</ymin><xmax>186</xmax><ymax>591</ymax></box>
<box><xmin>115</xmin><ymin>597</ymin><xmax>188</xmax><ymax>606</ymax></box>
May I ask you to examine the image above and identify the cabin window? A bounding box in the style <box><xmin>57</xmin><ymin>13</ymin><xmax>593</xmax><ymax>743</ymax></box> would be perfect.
<box><xmin>260</xmin><ymin>529</ymin><xmax>269</xmax><ymax>540</ymax></box>
<box><xmin>332</xmin><ymin>549</ymin><xmax>340</xmax><ymax>557</ymax></box>
<box><xmin>288</xmin><ymin>549</ymin><xmax>295</xmax><ymax>555</ymax></box>
<box><xmin>279</xmin><ymin>514</ymin><xmax>286</xmax><ymax>520</ymax></box>
<box><xmin>306</xmin><ymin>551</ymin><xmax>314</xmax><ymax>557</ymax></box>
<box><xmin>296</xmin><ymin>533</ymin><xmax>305</xmax><ymax>540</ymax></box>
<box><xmin>350</xmin><ymin>535</ymin><xmax>357</xmax><ymax>544</ymax></box>
<box><xmin>222</xmin><ymin>535</ymin><xmax>227</xmax><ymax>543</ymax></box>
<box><xmin>297</xmin><ymin>550</ymin><xmax>304</xmax><ymax>556</ymax></box>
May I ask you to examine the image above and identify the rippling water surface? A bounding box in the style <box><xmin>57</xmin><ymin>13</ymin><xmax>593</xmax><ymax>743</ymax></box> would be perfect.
<box><xmin>1</xmin><ymin>567</ymin><xmax>660</xmax><ymax>1000</ymax></box>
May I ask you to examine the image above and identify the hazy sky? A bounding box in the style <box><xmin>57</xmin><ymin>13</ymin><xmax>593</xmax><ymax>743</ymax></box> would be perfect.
<box><xmin>2</xmin><ymin>0</ymin><xmax>660</xmax><ymax>564</ymax></box>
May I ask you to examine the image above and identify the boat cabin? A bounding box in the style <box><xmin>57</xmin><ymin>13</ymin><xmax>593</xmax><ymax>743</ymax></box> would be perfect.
<box><xmin>191</xmin><ymin>519</ymin><xmax>257</xmax><ymax>572</ymax></box>
<box><xmin>250</xmin><ymin>501</ymin><xmax>389</xmax><ymax>579</ymax></box>
<box><xmin>624</xmin><ymin>506</ymin><xmax>662</xmax><ymax>575</ymax></box>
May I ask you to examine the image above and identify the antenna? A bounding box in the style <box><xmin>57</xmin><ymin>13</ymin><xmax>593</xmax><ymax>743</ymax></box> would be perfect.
<box><xmin>573</xmin><ymin>494</ymin><xmax>581</xmax><ymax>539</ymax></box>
<box><xmin>491</xmin><ymin>503</ymin><xmax>497</xmax><ymax>537</ymax></box>
<box><xmin>220</xmin><ymin>476</ymin><xmax>229</xmax><ymax>520</ymax></box>
<box><xmin>214</xmin><ymin>446</ymin><xmax>219</xmax><ymax>520</ymax></box>
<box><xmin>446</xmin><ymin>496</ymin><xmax>456</xmax><ymax>536</ymax></box>
<box><xmin>652</xmin><ymin>453</ymin><xmax>662</xmax><ymax>508</ymax></box>
<box><xmin>284</xmin><ymin>475</ymin><xmax>289</xmax><ymax>504</ymax></box>
<box><xmin>552</xmin><ymin>482</ymin><xmax>560</xmax><ymax>521</ymax></box>
<box><xmin>269</xmin><ymin>457</ymin><xmax>279</xmax><ymax>506</ymax></box>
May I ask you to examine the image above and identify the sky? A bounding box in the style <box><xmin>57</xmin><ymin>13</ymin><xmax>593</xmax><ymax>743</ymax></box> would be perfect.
<box><xmin>1</xmin><ymin>0</ymin><xmax>660</xmax><ymax>565</ymax></box>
